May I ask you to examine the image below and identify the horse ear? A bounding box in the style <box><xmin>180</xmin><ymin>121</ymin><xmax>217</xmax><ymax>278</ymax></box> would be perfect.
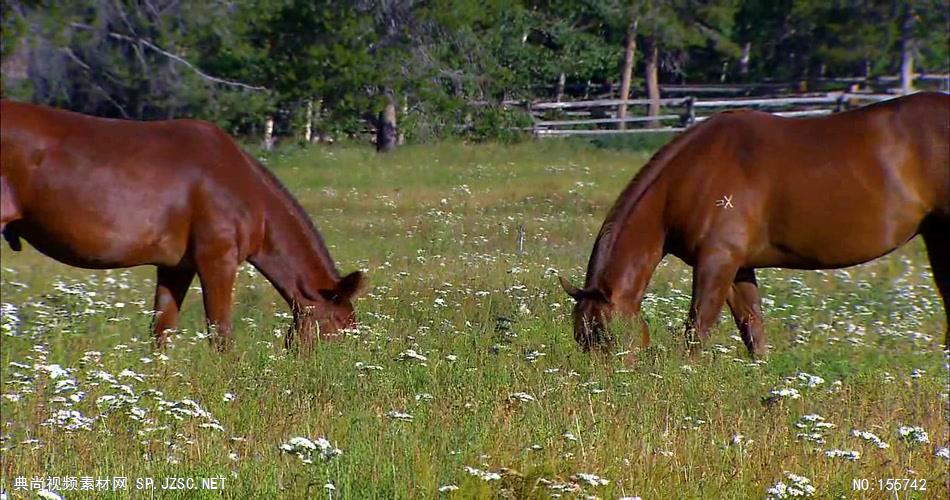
<box><xmin>317</xmin><ymin>271</ymin><xmax>365</xmax><ymax>303</ymax></box>
<box><xmin>559</xmin><ymin>276</ymin><xmax>611</xmax><ymax>304</ymax></box>
<box><xmin>335</xmin><ymin>271</ymin><xmax>365</xmax><ymax>300</ymax></box>
<box><xmin>559</xmin><ymin>276</ymin><xmax>582</xmax><ymax>300</ymax></box>
<box><xmin>585</xmin><ymin>287</ymin><xmax>610</xmax><ymax>303</ymax></box>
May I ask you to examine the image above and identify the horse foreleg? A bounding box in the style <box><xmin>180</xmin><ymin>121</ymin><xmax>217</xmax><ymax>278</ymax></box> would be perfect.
<box><xmin>686</xmin><ymin>248</ymin><xmax>741</xmax><ymax>353</ymax></box>
<box><xmin>1</xmin><ymin>176</ymin><xmax>21</xmax><ymax>234</ymax></box>
<box><xmin>726</xmin><ymin>268</ymin><xmax>767</xmax><ymax>357</ymax></box>
<box><xmin>290</xmin><ymin>304</ymin><xmax>317</xmax><ymax>355</ymax></box>
<box><xmin>921</xmin><ymin>219</ymin><xmax>950</xmax><ymax>348</ymax></box>
<box><xmin>151</xmin><ymin>266</ymin><xmax>195</xmax><ymax>348</ymax></box>
<box><xmin>196</xmin><ymin>249</ymin><xmax>239</xmax><ymax>352</ymax></box>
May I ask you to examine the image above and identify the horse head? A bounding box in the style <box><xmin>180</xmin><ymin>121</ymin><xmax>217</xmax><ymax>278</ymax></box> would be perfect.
<box><xmin>559</xmin><ymin>276</ymin><xmax>613</xmax><ymax>351</ymax></box>
<box><xmin>297</xmin><ymin>271</ymin><xmax>365</xmax><ymax>340</ymax></box>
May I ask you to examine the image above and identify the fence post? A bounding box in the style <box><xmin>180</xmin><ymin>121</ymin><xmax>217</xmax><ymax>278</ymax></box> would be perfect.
<box><xmin>525</xmin><ymin>101</ymin><xmax>537</xmax><ymax>137</ymax></box>
<box><xmin>681</xmin><ymin>97</ymin><xmax>695</xmax><ymax>127</ymax></box>
<box><xmin>556</xmin><ymin>73</ymin><xmax>566</xmax><ymax>102</ymax></box>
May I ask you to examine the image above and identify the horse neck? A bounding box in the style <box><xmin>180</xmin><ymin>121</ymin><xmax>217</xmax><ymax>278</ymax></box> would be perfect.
<box><xmin>248</xmin><ymin>184</ymin><xmax>340</xmax><ymax>306</ymax></box>
<box><xmin>586</xmin><ymin>180</ymin><xmax>667</xmax><ymax>307</ymax></box>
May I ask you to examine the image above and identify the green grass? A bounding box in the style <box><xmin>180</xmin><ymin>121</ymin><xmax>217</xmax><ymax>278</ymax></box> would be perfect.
<box><xmin>1</xmin><ymin>139</ymin><xmax>947</xmax><ymax>499</ymax></box>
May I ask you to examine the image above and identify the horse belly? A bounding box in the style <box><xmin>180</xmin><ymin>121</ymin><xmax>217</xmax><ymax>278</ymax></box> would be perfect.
<box><xmin>763</xmin><ymin>202</ymin><xmax>924</xmax><ymax>269</ymax></box>
<box><xmin>17</xmin><ymin>191</ymin><xmax>190</xmax><ymax>269</ymax></box>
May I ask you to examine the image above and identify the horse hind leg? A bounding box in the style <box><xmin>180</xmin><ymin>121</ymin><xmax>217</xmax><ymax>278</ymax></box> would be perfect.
<box><xmin>726</xmin><ymin>268</ymin><xmax>767</xmax><ymax>357</ymax></box>
<box><xmin>152</xmin><ymin>266</ymin><xmax>196</xmax><ymax>348</ymax></box>
<box><xmin>921</xmin><ymin>219</ymin><xmax>950</xmax><ymax>348</ymax></box>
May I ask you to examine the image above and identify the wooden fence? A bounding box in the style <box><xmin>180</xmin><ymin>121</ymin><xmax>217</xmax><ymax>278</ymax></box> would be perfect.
<box><xmin>526</xmin><ymin>92</ymin><xmax>899</xmax><ymax>137</ymax></box>
<box><xmin>524</xmin><ymin>73</ymin><xmax>949</xmax><ymax>101</ymax></box>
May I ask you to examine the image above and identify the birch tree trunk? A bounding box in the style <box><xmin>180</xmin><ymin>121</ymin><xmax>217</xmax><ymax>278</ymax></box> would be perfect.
<box><xmin>263</xmin><ymin>115</ymin><xmax>275</xmax><ymax>151</ymax></box>
<box><xmin>617</xmin><ymin>19</ymin><xmax>638</xmax><ymax>130</ymax></box>
<box><xmin>900</xmin><ymin>4</ymin><xmax>916</xmax><ymax>95</ymax></box>
<box><xmin>555</xmin><ymin>72</ymin><xmax>566</xmax><ymax>102</ymax></box>
<box><xmin>739</xmin><ymin>42</ymin><xmax>750</xmax><ymax>76</ymax></box>
<box><xmin>398</xmin><ymin>94</ymin><xmax>407</xmax><ymax>146</ymax></box>
<box><xmin>645</xmin><ymin>38</ymin><xmax>661</xmax><ymax>128</ymax></box>
<box><xmin>303</xmin><ymin>99</ymin><xmax>313</xmax><ymax>143</ymax></box>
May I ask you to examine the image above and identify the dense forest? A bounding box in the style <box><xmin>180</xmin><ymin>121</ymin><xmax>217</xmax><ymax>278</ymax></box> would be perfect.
<box><xmin>1</xmin><ymin>1</ymin><xmax>947</xmax><ymax>145</ymax></box>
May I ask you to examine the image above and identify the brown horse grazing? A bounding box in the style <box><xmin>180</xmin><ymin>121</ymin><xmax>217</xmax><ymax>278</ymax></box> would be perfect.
<box><xmin>0</xmin><ymin>99</ymin><xmax>364</xmax><ymax>351</ymax></box>
<box><xmin>561</xmin><ymin>92</ymin><xmax>949</xmax><ymax>357</ymax></box>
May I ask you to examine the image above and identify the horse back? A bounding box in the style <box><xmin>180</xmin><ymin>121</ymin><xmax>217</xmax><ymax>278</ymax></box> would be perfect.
<box><xmin>658</xmin><ymin>92</ymin><xmax>948</xmax><ymax>268</ymax></box>
<box><xmin>0</xmin><ymin>100</ymin><xmax>265</xmax><ymax>268</ymax></box>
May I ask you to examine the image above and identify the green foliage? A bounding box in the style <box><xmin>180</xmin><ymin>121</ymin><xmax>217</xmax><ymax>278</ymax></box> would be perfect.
<box><xmin>1</xmin><ymin>1</ymin><xmax>947</xmax><ymax>141</ymax></box>
<box><xmin>467</xmin><ymin>106</ymin><xmax>534</xmax><ymax>142</ymax></box>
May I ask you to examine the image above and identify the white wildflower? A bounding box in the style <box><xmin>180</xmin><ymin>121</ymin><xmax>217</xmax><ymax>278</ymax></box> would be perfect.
<box><xmin>279</xmin><ymin>436</ymin><xmax>342</xmax><ymax>463</ymax></box>
<box><xmin>896</xmin><ymin>426</ymin><xmax>929</xmax><ymax>444</ymax></box>
<box><xmin>573</xmin><ymin>472</ymin><xmax>609</xmax><ymax>486</ymax></box>
<box><xmin>36</xmin><ymin>364</ymin><xmax>69</xmax><ymax>379</ymax></box>
<box><xmin>793</xmin><ymin>372</ymin><xmax>825</xmax><ymax>388</ymax></box>
<box><xmin>823</xmin><ymin>449</ymin><xmax>860</xmax><ymax>461</ymax></box>
<box><xmin>118</xmin><ymin>368</ymin><xmax>145</xmax><ymax>382</ymax></box>
<box><xmin>396</xmin><ymin>349</ymin><xmax>428</xmax><ymax>362</ymax></box>
<box><xmin>509</xmin><ymin>392</ymin><xmax>535</xmax><ymax>402</ymax></box>
<box><xmin>851</xmin><ymin>429</ymin><xmax>889</xmax><ymax>449</ymax></box>
<box><xmin>766</xmin><ymin>472</ymin><xmax>816</xmax><ymax>498</ymax></box>
<box><xmin>769</xmin><ymin>387</ymin><xmax>801</xmax><ymax>400</ymax></box>
<box><xmin>42</xmin><ymin>409</ymin><xmax>94</xmax><ymax>432</ymax></box>
<box><xmin>36</xmin><ymin>490</ymin><xmax>63</xmax><ymax>500</ymax></box>
<box><xmin>464</xmin><ymin>466</ymin><xmax>501</xmax><ymax>481</ymax></box>
<box><xmin>524</xmin><ymin>350</ymin><xmax>545</xmax><ymax>362</ymax></box>
<box><xmin>385</xmin><ymin>410</ymin><xmax>414</xmax><ymax>422</ymax></box>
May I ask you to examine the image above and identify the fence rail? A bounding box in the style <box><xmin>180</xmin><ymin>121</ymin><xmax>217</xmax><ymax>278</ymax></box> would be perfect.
<box><xmin>522</xmin><ymin>73</ymin><xmax>949</xmax><ymax>100</ymax></box>
<box><xmin>526</xmin><ymin>91</ymin><xmax>904</xmax><ymax>137</ymax></box>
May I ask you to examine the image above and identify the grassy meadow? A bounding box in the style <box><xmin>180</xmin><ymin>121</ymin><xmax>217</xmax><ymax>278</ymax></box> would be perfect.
<box><xmin>1</xmin><ymin>139</ymin><xmax>948</xmax><ymax>499</ymax></box>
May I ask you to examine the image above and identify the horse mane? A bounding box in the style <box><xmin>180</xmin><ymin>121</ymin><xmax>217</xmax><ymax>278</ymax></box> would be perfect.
<box><xmin>241</xmin><ymin>150</ymin><xmax>341</xmax><ymax>281</ymax></box>
<box><xmin>585</xmin><ymin>125</ymin><xmax>701</xmax><ymax>285</ymax></box>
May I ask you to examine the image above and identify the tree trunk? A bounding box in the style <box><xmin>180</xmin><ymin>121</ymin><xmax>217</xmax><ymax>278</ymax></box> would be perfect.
<box><xmin>645</xmin><ymin>38</ymin><xmax>660</xmax><ymax>128</ymax></box>
<box><xmin>376</xmin><ymin>91</ymin><xmax>397</xmax><ymax>153</ymax></box>
<box><xmin>900</xmin><ymin>4</ymin><xmax>916</xmax><ymax>94</ymax></box>
<box><xmin>398</xmin><ymin>94</ymin><xmax>407</xmax><ymax>146</ymax></box>
<box><xmin>303</xmin><ymin>99</ymin><xmax>313</xmax><ymax>143</ymax></box>
<box><xmin>263</xmin><ymin>115</ymin><xmax>275</xmax><ymax>151</ymax></box>
<box><xmin>617</xmin><ymin>19</ymin><xmax>638</xmax><ymax>130</ymax></box>
<box><xmin>739</xmin><ymin>42</ymin><xmax>750</xmax><ymax>76</ymax></box>
<box><xmin>555</xmin><ymin>72</ymin><xmax>566</xmax><ymax>102</ymax></box>
<box><xmin>312</xmin><ymin>98</ymin><xmax>324</xmax><ymax>143</ymax></box>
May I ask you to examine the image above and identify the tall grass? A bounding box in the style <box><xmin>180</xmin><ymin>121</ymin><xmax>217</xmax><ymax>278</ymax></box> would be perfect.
<box><xmin>1</xmin><ymin>139</ymin><xmax>947</xmax><ymax>499</ymax></box>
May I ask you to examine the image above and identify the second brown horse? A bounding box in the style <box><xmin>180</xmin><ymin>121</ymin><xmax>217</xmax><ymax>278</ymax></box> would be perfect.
<box><xmin>0</xmin><ymin>100</ymin><xmax>363</xmax><ymax>350</ymax></box>
<box><xmin>561</xmin><ymin>92</ymin><xmax>949</xmax><ymax>356</ymax></box>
